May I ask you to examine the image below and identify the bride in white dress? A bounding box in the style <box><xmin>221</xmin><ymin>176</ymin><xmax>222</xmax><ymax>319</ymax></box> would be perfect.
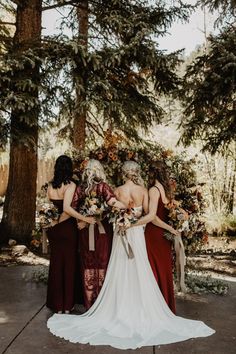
<box><xmin>47</xmin><ymin>161</ymin><xmax>215</xmax><ymax>350</ymax></box>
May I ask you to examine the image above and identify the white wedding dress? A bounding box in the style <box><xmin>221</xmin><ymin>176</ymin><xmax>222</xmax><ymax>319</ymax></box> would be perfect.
<box><xmin>47</xmin><ymin>207</ymin><xmax>215</xmax><ymax>349</ymax></box>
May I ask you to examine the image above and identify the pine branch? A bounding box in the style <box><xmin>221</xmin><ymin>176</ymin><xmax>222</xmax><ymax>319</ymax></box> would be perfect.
<box><xmin>86</xmin><ymin>120</ymin><xmax>104</xmax><ymax>138</ymax></box>
<box><xmin>89</xmin><ymin>110</ymin><xmax>105</xmax><ymax>133</ymax></box>
<box><xmin>42</xmin><ymin>0</ymin><xmax>76</xmax><ymax>11</ymax></box>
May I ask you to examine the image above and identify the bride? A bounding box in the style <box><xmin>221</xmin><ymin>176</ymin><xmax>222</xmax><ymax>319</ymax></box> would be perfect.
<box><xmin>47</xmin><ymin>161</ymin><xmax>215</xmax><ymax>350</ymax></box>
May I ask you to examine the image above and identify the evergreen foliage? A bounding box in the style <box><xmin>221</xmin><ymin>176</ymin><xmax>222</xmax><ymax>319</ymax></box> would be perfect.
<box><xmin>198</xmin><ymin>0</ymin><xmax>236</xmax><ymax>23</ymax></box>
<box><xmin>180</xmin><ymin>1</ymin><xmax>236</xmax><ymax>153</ymax></box>
<box><xmin>0</xmin><ymin>0</ymin><xmax>194</xmax><ymax>147</ymax></box>
<box><xmin>0</xmin><ymin>0</ymin><xmax>193</xmax><ymax>244</ymax></box>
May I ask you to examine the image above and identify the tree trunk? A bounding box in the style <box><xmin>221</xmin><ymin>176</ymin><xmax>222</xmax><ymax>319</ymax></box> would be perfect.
<box><xmin>228</xmin><ymin>151</ymin><xmax>236</xmax><ymax>214</ymax></box>
<box><xmin>73</xmin><ymin>0</ymin><xmax>88</xmax><ymax>150</ymax></box>
<box><xmin>0</xmin><ymin>0</ymin><xmax>42</xmax><ymax>245</ymax></box>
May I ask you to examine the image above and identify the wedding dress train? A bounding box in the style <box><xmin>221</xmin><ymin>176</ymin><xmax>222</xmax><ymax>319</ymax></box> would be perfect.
<box><xmin>47</xmin><ymin>207</ymin><xmax>215</xmax><ymax>349</ymax></box>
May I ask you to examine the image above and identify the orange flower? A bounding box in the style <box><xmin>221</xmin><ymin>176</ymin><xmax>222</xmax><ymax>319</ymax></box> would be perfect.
<box><xmin>162</xmin><ymin>149</ymin><xmax>173</xmax><ymax>158</ymax></box>
<box><xmin>112</xmin><ymin>155</ymin><xmax>118</xmax><ymax>161</ymax></box>
<box><xmin>108</xmin><ymin>151</ymin><xmax>114</xmax><ymax>159</ymax></box>
<box><xmin>31</xmin><ymin>239</ymin><xmax>40</xmax><ymax>248</ymax></box>
<box><xmin>202</xmin><ymin>234</ymin><xmax>208</xmax><ymax>244</ymax></box>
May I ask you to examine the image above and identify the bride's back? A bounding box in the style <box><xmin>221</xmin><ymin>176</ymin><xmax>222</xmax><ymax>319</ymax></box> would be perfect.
<box><xmin>115</xmin><ymin>182</ymin><xmax>146</xmax><ymax>208</ymax></box>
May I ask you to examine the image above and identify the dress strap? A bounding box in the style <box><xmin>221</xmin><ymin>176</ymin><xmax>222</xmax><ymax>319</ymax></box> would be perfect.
<box><xmin>153</xmin><ymin>185</ymin><xmax>166</xmax><ymax>206</ymax></box>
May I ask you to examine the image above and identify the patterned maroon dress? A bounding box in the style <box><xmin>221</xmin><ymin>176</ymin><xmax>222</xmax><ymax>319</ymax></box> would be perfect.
<box><xmin>145</xmin><ymin>187</ymin><xmax>176</xmax><ymax>314</ymax></box>
<box><xmin>46</xmin><ymin>199</ymin><xmax>78</xmax><ymax>312</ymax></box>
<box><xmin>72</xmin><ymin>182</ymin><xmax>115</xmax><ymax>310</ymax></box>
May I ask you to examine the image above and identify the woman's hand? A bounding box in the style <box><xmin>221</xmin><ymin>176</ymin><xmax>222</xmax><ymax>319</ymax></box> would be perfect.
<box><xmin>85</xmin><ymin>216</ymin><xmax>96</xmax><ymax>225</ymax></box>
<box><xmin>77</xmin><ymin>221</ymin><xmax>88</xmax><ymax>230</ymax></box>
<box><xmin>50</xmin><ymin>220</ymin><xmax>59</xmax><ymax>227</ymax></box>
<box><xmin>171</xmin><ymin>228</ymin><xmax>181</xmax><ymax>237</ymax></box>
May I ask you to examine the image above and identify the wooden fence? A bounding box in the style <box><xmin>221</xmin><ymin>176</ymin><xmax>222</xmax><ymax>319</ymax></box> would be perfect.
<box><xmin>0</xmin><ymin>159</ymin><xmax>55</xmax><ymax>197</ymax></box>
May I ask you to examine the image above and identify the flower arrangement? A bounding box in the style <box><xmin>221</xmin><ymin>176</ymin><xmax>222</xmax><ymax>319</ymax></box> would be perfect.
<box><xmin>80</xmin><ymin>191</ymin><xmax>108</xmax><ymax>219</ymax></box>
<box><xmin>108</xmin><ymin>205</ymin><xmax>138</xmax><ymax>259</ymax></box>
<box><xmin>67</xmin><ymin>130</ymin><xmax>208</xmax><ymax>254</ymax></box>
<box><xmin>109</xmin><ymin>207</ymin><xmax>138</xmax><ymax>235</ymax></box>
<box><xmin>30</xmin><ymin>227</ymin><xmax>42</xmax><ymax>251</ymax></box>
<box><xmin>37</xmin><ymin>202</ymin><xmax>59</xmax><ymax>228</ymax></box>
<box><xmin>164</xmin><ymin>202</ymin><xmax>189</xmax><ymax>241</ymax></box>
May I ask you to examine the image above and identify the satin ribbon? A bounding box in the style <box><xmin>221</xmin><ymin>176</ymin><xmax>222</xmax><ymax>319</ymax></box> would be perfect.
<box><xmin>118</xmin><ymin>230</ymin><xmax>134</xmax><ymax>259</ymax></box>
<box><xmin>174</xmin><ymin>235</ymin><xmax>187</xmax><ymax>292</ymax></box>
<box><xmin>88</xmin><ymin>221</ymin><xmax>106</xmax><ymax>251</ymax></box>
<box><xmin>121</xmin><ymin>234</ymin><xmax>134</xmax><ymax>259</ymax></box>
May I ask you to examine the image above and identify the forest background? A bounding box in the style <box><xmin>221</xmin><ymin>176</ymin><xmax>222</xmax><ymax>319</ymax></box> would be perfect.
<box><xmin>0</xmin><ymin>0</ymin><xmax>235</xmax><ymax>248</ymax></box>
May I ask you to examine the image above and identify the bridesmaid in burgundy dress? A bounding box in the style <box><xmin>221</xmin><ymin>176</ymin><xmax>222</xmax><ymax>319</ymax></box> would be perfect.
<box><xmin>72</xmin><ymin>159</ymin><xmax>125</xmax><ymax>310</ymax></box>
<box><xmin>144</xmin><ymin>161</ymin><xmax>180</xmax><ymax>314</ymax></box>
<box><xmin>46</xmin><ymin>155</ymin><xmax>95</xmax><ymax>314</ymax></box>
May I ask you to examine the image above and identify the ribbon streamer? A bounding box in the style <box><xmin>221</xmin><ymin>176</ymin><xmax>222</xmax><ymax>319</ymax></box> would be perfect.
<box><xmin>119</xmin><ymin>231</ymin><xmax>134</xmax><ymax>259</ymax></box>
<box><xmin>174</xmin><ymin>235</ymin><xmax>187</xmax><ymax>292</ymax></box>
<box><xmin>88</xmin><ymin>221</ymin><xmax>106</xmax><ymax>251</ymax></box>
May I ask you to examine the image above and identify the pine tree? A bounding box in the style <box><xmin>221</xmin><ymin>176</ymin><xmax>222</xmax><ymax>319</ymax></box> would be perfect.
<box><xmin>0</xmin><ymin>0</ymin><xmax>193</xmax><ymax>244</ymax></box>
<box><xmin>0</xmin><ymin>0</ymin><xmax>42</xmax><ymax>244</ymax></box>
<box><xmin>180</xmin><ymin>1</ymin><xmax>236</xmax><ymax>153</ymax></box>
<box><xmin>42</xmin><ymin>0</ymin><xmax>193</xmax><ymax>149</ymax></box>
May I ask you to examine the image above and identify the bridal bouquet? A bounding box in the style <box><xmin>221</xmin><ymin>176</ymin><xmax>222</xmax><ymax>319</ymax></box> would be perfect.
<box><xmin>109</xmin><ymin>207</ymin><xmax>138</xmax><ymax>234</ymax></box>
<box><xmin>79</xmin><ymin>191</ymin><xmax>109</xmax><ymax>251</ymax></box>
<box><xmin>164</xmin><ymin>202</ymin><xmax>189</xmax><ymax>241</ymax></box>
<box><xmin>109</xmin><ymin>206</ymin><xmax>138</xmax><ymax>259</ymax></box>
<box><xmin>80</xmin><ymin>191</ymin><xmax>108</xmax><ymax>219</ymax></box>
<box><xmin>38</xmin><ymin>203</ymin><xmax>59</xmax><ymax>229</ymax></box>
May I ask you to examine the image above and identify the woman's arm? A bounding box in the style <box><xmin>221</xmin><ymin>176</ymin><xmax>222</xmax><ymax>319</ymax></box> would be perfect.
<box><xmin>143</xmin><ymin>188</ymin><xmax>149</xmax><ymax>214</ymax></box>
<box><xmin>134</xmin><ymin>188</ymin><xmax>181</xmax><ymax>236</ymax></box>
<box><xmin>63</xmin><ymin>183</ymin><xmax>96</xmax><ymax>224</ymax></box>
<box><xmin>134</xmin><ymin>187</ymin><xmax>159</xmax><ymax>226</ymax></box>
<box><xmin>101</xmin><ymin>183</ymin><xmax>126</xmax><ymax>209</ymax></box>
<box><xmin>152</xmin><ymin>216</ymin><xmax>180</xmax><ymax>237</ymax></box>
<box><xmin>107</xmin><ymin>197</ymin><xmax>126</xmax><ymax>209</ymax></box>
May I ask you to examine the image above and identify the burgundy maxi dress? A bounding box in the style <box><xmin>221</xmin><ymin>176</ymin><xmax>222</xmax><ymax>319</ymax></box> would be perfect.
<box><xmin>72</xmin><ymin>182</ymin><xmax>115</xmax><ymax>310</ymax></box>
<box><xmin>46</xmin><ymin>199</ymin><xmax>78</xmax><ymax>312</ymax></box>
<box><xmin>145</xmin><ymin>187</ymin><xmax>176</xmax><ymax>314</ymax></box>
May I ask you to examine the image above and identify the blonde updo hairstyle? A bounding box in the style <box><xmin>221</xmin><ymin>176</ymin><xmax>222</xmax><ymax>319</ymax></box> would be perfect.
<box><xmin>121</xmin><ymin>161</ymin><xmax>144</xmax><ymax>186</ymax></box>
<box><xmin>82</xmin><ymin>159</ymin><xmax>107</xmax><ymax>195</ymax></box>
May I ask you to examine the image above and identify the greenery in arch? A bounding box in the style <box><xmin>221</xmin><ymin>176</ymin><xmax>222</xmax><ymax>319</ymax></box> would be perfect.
<box><xmin>68</xmin><ymin>132</ymin><xmax>209</xmax><ymax>254</ymax></box>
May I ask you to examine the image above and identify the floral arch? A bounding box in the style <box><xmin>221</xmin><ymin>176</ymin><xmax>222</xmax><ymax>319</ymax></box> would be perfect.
<box><xmin>72</xmin><ymin>131</ymin><xmax>208</xmax><ymax>254</ymax></box>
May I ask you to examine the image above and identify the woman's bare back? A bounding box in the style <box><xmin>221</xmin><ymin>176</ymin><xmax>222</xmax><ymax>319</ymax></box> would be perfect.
<box><xmin>47</xmin><ymin>183</ymin><xmax>71</xmax><ymax>200</ymax></box>
<box><xmin>47</xmin><ymin>182</ymin><xmax>75</xmax><ymax>223</ymax></box>
<box><xmin>115</xmin><ymin>181</ymin><xmax>148</xmax><ymax>211</ymax></box>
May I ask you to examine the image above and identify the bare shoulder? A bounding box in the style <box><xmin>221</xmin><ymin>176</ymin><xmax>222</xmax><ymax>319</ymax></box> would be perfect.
<box><xmin>138</xmin><ymin>185</ymin><xmax>148</xmax><ymax>195</ymax></box>
<box><xmin>64</xmin><ymin>181</ymin><xmax>76</xmax><ymax>191</ymax></box>
<box><xmin>149</xmin><ymin>186</ymin><xmax>160</xmax><ymax>197</ymax></box>
<box><xmin>47</xmin><ymin>183</ymin><xmax>53</xmax><ymax>197</ymax></box>
<box><xmin>47</xmin><ymin>182</ymin><xmax>52</xmax><ymax>192</ymax></box>
<box><xmin>115</xmin><ymin>185</ymin><xmax>123</xmax><ymax>193</ymax></box>
<box><xmin>114</xmin><ymin>185</ymin><xmax>121</xmax><ymax>197</ymax></box>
